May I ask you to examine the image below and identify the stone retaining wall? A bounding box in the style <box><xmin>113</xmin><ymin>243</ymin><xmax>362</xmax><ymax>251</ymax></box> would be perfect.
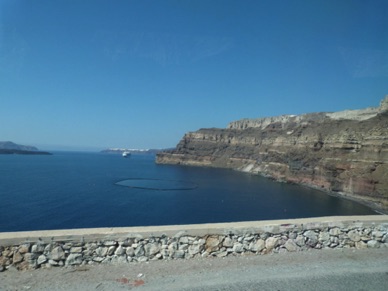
<box><xmin>1</xmin><ymin>216</ymin><xmax>387</xmax><ymax>272</ymax></box>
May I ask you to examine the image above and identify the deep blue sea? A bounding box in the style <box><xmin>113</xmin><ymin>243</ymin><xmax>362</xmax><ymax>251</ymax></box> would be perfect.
<box><xmin>0</xmin><ymin>152</ymin><xmax>376</xmax><ymax>232</ymax></box>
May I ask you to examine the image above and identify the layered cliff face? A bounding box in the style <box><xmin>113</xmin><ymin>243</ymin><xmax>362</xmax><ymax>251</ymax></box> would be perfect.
<box><xmin>157</xmin><ymin>96</ymin><xmax>388</xmax><ymax>210</ymax></box>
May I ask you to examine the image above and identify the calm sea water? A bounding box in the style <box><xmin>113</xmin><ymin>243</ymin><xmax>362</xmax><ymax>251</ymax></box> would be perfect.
<box><xmin>0</xmin><ymin>152</ymin><xmax>376</xmax><ymax>232</ymax></box>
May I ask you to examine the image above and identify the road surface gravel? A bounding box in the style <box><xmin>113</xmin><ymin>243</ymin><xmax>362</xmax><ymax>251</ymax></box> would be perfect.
<box><xmin>1</xmin><ymin>248</ymin><xmax>387</xmax><ymax>290</ymax></box>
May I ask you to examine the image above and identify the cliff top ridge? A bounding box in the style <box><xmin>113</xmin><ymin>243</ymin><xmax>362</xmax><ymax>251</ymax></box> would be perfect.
<box><xmin>228</xmin><ymin>95</ymin><xmax>388</xmax><ymax>130</ymax></box>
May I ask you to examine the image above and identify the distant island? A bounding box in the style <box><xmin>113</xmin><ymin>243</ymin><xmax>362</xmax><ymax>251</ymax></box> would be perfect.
<box><xmin>0</xmin><ymin>141</ymin><xmax>52</xmax><ymax>155</ymax></box>
<box><xmin>101</xmin><ymin>148</ymin><xmax>172</xmax><ymax>155</ymax></box>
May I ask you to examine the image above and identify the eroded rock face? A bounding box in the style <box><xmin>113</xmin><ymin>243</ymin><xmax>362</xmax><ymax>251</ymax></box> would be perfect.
<box><xmin>156</xmin><ymin>96</ymin><xmax>388</xmax><ymax>210</ymax></box>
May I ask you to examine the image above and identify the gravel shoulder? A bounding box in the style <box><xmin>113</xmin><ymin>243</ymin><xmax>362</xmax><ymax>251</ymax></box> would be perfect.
<box><xmin>1</xmin><ymin>248</ymin><xmax>388</xmax><ymax>290</ymax></box>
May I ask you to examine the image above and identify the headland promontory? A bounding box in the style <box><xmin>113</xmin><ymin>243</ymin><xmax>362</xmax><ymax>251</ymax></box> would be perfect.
<box><xmin>157</xmin><ymin>96</ymin><xmax>388</xmax><ymax>211</ymax></box>
<box><xmin>0</xmin><ymin>141</ymin><xmax>51</xmax><ymax>155</ymax></box>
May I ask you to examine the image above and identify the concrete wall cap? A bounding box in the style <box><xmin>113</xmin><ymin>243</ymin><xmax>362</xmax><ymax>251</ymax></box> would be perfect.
<box><xmin>1</xmin><ymin>215</ymin><xmax>387</xmax><ymax>246</ymax></box>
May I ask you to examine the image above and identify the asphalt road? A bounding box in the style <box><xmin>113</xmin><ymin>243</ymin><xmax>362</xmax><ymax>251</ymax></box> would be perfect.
<box><xmin>1</xmin><ymin>248</ymin><xmax>387</xmax><ymax>290</ymax></box>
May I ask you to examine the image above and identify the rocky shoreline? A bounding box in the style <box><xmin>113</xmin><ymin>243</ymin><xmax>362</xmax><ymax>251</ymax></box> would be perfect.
<box><xmin>0</xmin><ymin>149</ymin><xmax>52</xmax><ymax>155</ymax></box>
<box><xmin>157</xmin><ymin>96</ymin><xmax>388</xmax><ymax>210</ymax></box>
<box><xmin>298</xmin><ymin>182</ymin><xmax>388</xmax><ymax>215</ymax></box>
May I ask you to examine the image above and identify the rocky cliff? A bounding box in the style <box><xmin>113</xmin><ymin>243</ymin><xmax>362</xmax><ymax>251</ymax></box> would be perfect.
<box><xmin>157</xmin><ymin>96</ymin><xmax>388</xmax><ymax>211</ymax></box>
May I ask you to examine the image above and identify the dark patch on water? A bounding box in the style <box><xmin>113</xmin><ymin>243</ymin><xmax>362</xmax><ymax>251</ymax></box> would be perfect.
<box><xmin>116</xmin><ymin>178</ymin><xmax>198</xmax><ymax>191</ymax></box>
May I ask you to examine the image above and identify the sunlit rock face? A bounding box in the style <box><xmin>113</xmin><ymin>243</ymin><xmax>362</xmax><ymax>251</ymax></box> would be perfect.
<box><xmin>157</xmin><ymin>96</ymin><xmax>388</xmax><ymax>210</ymax></box>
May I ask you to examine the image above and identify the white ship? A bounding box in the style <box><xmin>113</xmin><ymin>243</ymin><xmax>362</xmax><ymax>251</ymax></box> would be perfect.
<box><xmin>122</xmin><ymin>151</ymin><xmax>131</xmax><ymax>158</ymax></box>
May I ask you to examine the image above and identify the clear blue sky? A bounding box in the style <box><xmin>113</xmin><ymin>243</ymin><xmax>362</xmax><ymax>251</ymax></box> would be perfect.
<box><xmin>1</xmin><ymin>0</ymin><xmax>387</xmax><ymax>151</ymax></box>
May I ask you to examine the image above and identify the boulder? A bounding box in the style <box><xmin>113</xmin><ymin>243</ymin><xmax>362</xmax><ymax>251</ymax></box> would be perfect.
<box><xmin>265</xmin><ymin>237</ymin><xmax>279</xmax><ymax>251</ymax></box>
<box><xmin>188</xmin><ymin>244</ymin><xmax>202</xmax><ymax>255</ymax></box>
<box><xmin>12</xmin><ymin>252</ymin><xmax>23</xmax><ymax>264</ymax></box>
<box><xmin>223</xmin><ymin>237</ymin><xmax>234</xmax><ymax>248</ymax></box>
<box><xmin>95</xmin><ymin>247</ymin><xmax>108</xmax><ymax>257</ymax></box>
<box><xmin>249</xmin><ymin>239</ymin><xmax>265</xmax><ymax>252</ymax></box>
<box><xmin>37</xmin><ymin>255</ymin><xmax>47</xmax><ymax>265</ymax></box>
<box><xmin>50</xmin><ymin>246</ymin><xmax>65</xmax><ymax>261</ymax></box>
<box><xmin>347</xmin><ymin>230</ymin><xmax>361</xmax><ymax>242</ymax></box>
<box><xmin>144</xmin><ymin>243</ymin><xmax>160</xmax><ymax>256</ymax></box>
<box><xmin>232</xmin><ymin>243</ymin><xmax>244</xmax><ymax>253</ymax></box>
<box><xmin>367</xmin><ymin>240</ymin><xmax>380</xmax><ymax>248</ymax></box>
<box><xmin>284</xmin><ymin>239</ymin><xmax>298</xmax><ymax>252</ymax></box>
<box><xmin>205</xmin><ymin>236</ymin><xmax>220</xmax><ymax>253</ymax></box>
<box><xmin>66</xmin><ymin>254</ymin><xmax>83</xmax><ymax>265</ymax></box>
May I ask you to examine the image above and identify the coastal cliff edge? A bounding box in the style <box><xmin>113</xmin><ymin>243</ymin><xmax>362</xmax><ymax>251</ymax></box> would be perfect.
<box><xmin>157</xmin><ymin>96</ymin><xmax>388</xmax><ymax>211</ymax></box>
